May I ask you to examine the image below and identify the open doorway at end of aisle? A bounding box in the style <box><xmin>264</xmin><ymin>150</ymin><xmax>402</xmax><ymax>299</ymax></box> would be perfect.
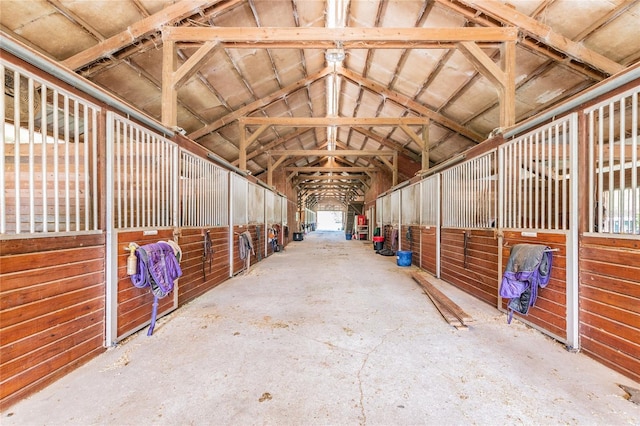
<box><xmin>317</xmin><ymin>211</ymin><xmax>344</xmax><ymax>231</ymax></box>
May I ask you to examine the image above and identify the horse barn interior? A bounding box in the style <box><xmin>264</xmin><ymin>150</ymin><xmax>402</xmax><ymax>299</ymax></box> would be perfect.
<box><xmin>1</xmin><ymin>0</ymin><xmax>640</xmax><ymax>420</ymax></box>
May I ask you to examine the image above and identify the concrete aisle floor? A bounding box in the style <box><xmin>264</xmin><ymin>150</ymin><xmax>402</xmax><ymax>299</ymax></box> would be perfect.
<box><xmin>3</xmin><ymin>230</ymin><xmax>640</xmax><ymax>425</ymax></box>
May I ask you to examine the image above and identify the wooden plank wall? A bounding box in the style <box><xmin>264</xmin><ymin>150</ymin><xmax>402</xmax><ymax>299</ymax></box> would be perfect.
<box><xmin>579</xmin><ymin>236</ymin><xmax>640</xmax><ymax>383</ymax></box>
<box><xmin>400</xmin><ymin>225</ymin><xmax>420</xmax><ymax>265</ymax></box>
<box><xmin>115</xmin><ymin>229</ymin><xmax>176</xmax><ymax>339</ymax></box>
<box><xmin>500</xmin><ymin>232</ymin><xmax>567</xmax><ymax>340</ymax></box>
<box><xmin>440</xmin><ymin>229</ymin><xmax>499</xmax><ymax>306</ymax></box>
<box><xmin>420</xmin><ymin>227</ymin><xmax>437</xmax><ymax>276</ymax></box>
<box><xmin>177</xmin><ymin>227</ymin><xmax>230</xmax><ymax>306</ymax></box>
<box><xmin>0</xmin><ymin>234</ymin><xmax>106</xmax><ymax>410</ymax></box>
<box><xmin>381</xmin><ymin>225</ymin><xmax>398</xmax><ymax>251</ymax></box>
<box><xmin>232</xmin><ymin>225</ymin><xmax>259</xmax><ymax>275</ymax></box>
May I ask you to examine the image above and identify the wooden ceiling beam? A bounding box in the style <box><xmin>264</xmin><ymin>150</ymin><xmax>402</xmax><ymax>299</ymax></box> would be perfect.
<box><xmin>285</xmin><ymin>167</ymin><xmax>378</xmax><ymax>173</ymax></box>
<box><xmin>295</xmin><ymin>174</ymin><xmax>369</xmax><ymax>181</ymax></box>
<box><xmin>434</xmin><ymin>0</ymin><xmax>608</xmax><ymax>81</ymax></box>
<box><xmin>233</xmin><ymin>128</ymin><xmax>313</xmax><ymax>166</ymax></box>
<box><xmin>62</xmin><ymin>0</ymin><xmax>227</xmax><ymax>70</ymax></box>
<box><xmin>162</xmin><ymin>26</ymin><xmax>519</xmax><ymax>44</ymax></box>
<box><xmin>212</xmin><ymin>41</ymin><xmax>502</xmax><ymax>49</ymax></box>
<box><xmin>241</xmin><ymin>117</ymin><xmax>430</xmax><ymax>126</ymax></box>
<box><xmin>268</xmin><ymin>149</ymin><xmax>394</xmax><ymax>157</ymax></box>
<box><xmin>456</xmin><ymin>0</ymin><xmax>624</xmax><ymax>76</ymax></box>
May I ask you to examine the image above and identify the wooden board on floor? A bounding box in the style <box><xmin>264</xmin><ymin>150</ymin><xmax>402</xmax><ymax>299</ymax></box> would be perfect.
<box><xmin>412</xmin><ymin>272</ymin><xmax>473</xmax><ymax>329</ymax></box>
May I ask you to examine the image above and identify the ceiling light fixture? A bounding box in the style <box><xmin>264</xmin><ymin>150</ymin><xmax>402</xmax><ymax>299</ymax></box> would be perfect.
<box><xmin>325</xmin><ymin>47</ymin><xmax>345</xmax><ymax>63</ymax></box>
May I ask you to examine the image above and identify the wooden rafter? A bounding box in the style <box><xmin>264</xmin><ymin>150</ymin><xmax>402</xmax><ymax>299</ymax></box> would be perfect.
<box><xmin>241</xmin><ymin>117</ymin><xmax>430</xmax><ymax>127</ymax></box>
<box><xmin>62</xmin><ymin>0</ymin><xmax>225</xmax><ymax>70</ymax></box>
<box><xmin>455</xmin><ymin>0</ymin><xmax>624</xmax><ymax>76</ymax></box>
<box><xmin>268</xmin><ymin>150</ymin><xmax>395</xmax><ymax>157</ymax></box>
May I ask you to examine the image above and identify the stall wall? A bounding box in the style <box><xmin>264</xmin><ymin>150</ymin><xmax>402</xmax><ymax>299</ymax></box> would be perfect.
<box><xmin>501</xmin><ymin>231</ymin><xmax>568</xmax><ymax>341</ymax></box>
<box><xmin>420</xmin><ymin>227</ymin><xmax>437</xmax><ymax>275</ymax></box>
<box><xmin>178</xmin><ymin>227</ymin><xmax>230</xmax><ymax>306</ymax></box>
<box><xmin>0</xmin><ymin>234</ymin><xmax>106</xmax><ymax>409</ymax></box>
<box><xmin>579</xmin><ymin>236</ymin><xmax>640</xmax><ymax>383</ymax></box>
<box><xmin>115</xmin><ymin>229</ymin><xmax>177</xmax><ymax>340</ymax></box>
<box><xmin>440</xmin><ymin>229</ymin><xmax>499</xmax><ymax>306</ymax></box>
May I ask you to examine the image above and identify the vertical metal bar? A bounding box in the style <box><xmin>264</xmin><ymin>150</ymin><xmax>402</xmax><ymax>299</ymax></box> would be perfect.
<box><xmin>178</xmin><ymin>152</ymin><xmax>184</xmax><ymax>226</ymax></box>
<box><xmin>632</xmin><ymin>92</ymin><xmax>638</xmax><ymax>235</ymax></box>
<box><xmin>172</xmin><ymin>144</ymin><xmax>179</xmax><ymax>230</ymax></box>
<box><xmin>41</xmin><ymin>84</ymin><xmax>48</xmax><ymax>232</ymax></box>
<box><xmin>522</xmin><ymin>136</ymin><xmax>528</xmax><ymax>228</ymax></box>
<box><xmin>518</xmin><ymin>138</ymin><xmax>523</xmax><ymax>228</ymax></box>
<box><xmin>141</xmin><ymin>132</ymin><xmax>147</xmax><ymax>227</ymax></box>
<box><xmin>619</xmin><ymin>97</ymin><xmax>626</xmax><ymax>232</ymax></box>
<box><xmin>28</xmin><ymin>77</ymin><xmax>35</xmax><ymax>233</ymax></box>
<box><xmin>73</xmin><ymin>100</ymin><xmax>80</xmax><ymax>231</ymax></box>
<box><xmin>538</xmin><ymin>129</ymin><xmax>545</xmax><ymax>229</ymax></box>
<box><xmin>0</xmin><ymin>65</ymin><xmax>5</xmax><ymax>234</ymax></box>
<box><xmin>556</xmin><ymin>122</ymin><xmax>562</xmax><ymax>230</ymax></box>
<box><xmin>92</xmin><ymin>109</ymin><xmax>98</xmax><ymax>230</ymax></box>
<box><xmin>167</xmin><ymin>141</ymin><xmax>171</xmax><ymax>227</ymax></box>
<box><xmin>52</xmin><ymin>90</ymin><xmax>60</xmax><ymax>233</ymax></box>
<box><xmin>608</xmin><ymin>102</ymin><xmax>615</xmax><ymax>232</ymax></box>
<box><xmin>551</xmin><ymin>124</ymin><xmax>557</xmax><ymax>229</ymax></box>
<box><xmin>116</xmin><ymin>119</ymin><xmax>122</xmax><ymax>228</ymax></box>
<box><xmin>188</xmin><ymin>153</ymin><xmax>194</xmax><ymax>226</ymax></box>
<box><xmin>151</xmin><ymin>135</ymin><xmax>157</xmax><ymax>227</ymax></box>
<box><xmin>134</xmin><ymin>127</ymin><xmax>140</xmax><ymax>228</ymax></box>
<box><xmin>588</xmin><ymin>110</ymin><xmax>595</xmax><ymax>232</ymax></box>
<box><xmin>498</xmin><ymin>146</ymin><xmax>504</xmax><ymax>230</ymax></box>
<box><xmin>511</xmin><ymin>141</ymin><xmax>517</xmax><ymax>228</ymax></box>
<box><xmin>83</xmin><ymin>106</ymin><xmax>89</xmax><ymax>230</ymax></box>
<box><xmin>504</xmin><ymin>143</ymin><xmax>510</xmax><ymax>227</ymax></box>
<box><xmin>556</xmin><ymin>120</ymin><xmax>573</xmax><ymax>230</ymax></box>
<box><xmin>598</xmin><ymin>106</ymin><xmax>605</xmax><ymax>232</ymax></box>
<box><xmin>63</xmin><ymin>95</ymin><xmax>70</xmax><ymax>232</ymax></box>
<box><xmin>13</xmin><ymin>72</ymin><xmax>21</xmax><ymax>234</ymax></box>
<box><xmin>543</xmin><ymin>124</ymin><xmax>557</xmax><ymax>229</ymax></box>
<box><xmin>567</xmin><ymin>112</ymin><xmax>580</xmax><ymax>350</ymax></box>
<box><xmin>105</xmin><ymin>111</ymin><xmax>117</xmax><ymax>345</ymax></box>
<box><xmin>126</xmin><ymin>122</ymin><xmax>132</xmax><ymax>228</ymax></box>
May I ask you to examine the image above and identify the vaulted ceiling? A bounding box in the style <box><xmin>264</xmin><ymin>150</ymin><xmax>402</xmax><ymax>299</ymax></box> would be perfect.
<box><xmin>2</xmin><ymin>0</ymin><xmax>640</xmax><ymax>206</ymax></box>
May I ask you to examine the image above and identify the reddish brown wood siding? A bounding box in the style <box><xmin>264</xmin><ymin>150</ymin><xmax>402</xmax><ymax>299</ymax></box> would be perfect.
<box><xmin>177</xmin><ymin>227</ymin><xmax>230</xmax><ymax>305</ymax></box>
<box><xmin>579</xmin><ymin>236</ymin><xmax>640</xmax><ymax>383</ymax></box>
<box><xmin>420</xmin><ymin>227</ymin><xmax>437</xmax><ymax>275</ymax></box>
<box><xmin>0</xmin><ymin>234</ymin><xmax>106</xmax><ymax>410</ymax></box>
<box><xmin>500</xmin><ymin>232</ymin><xmax>567</xmax><ymax>340</ymax></box>
<box><xmin>440</xmin><ymin>229</ymin><xmax>499</xmax><ymax>306</ymax></box>
<box><xmin>232</xmin><ymin>225</ymin><xmax>259</xmax><ymax>275</ymax></box>
<box><xmin>115</xmin><ymin>229</ymin><xmax>176</xmax><ymax>339</ymax></box>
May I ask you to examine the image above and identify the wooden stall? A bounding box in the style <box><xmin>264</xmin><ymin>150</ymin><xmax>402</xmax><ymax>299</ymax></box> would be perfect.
<box><xmin>1</xmin><ymin>52</ymin><xmax>290</xmax><ymax>408</ymax></box>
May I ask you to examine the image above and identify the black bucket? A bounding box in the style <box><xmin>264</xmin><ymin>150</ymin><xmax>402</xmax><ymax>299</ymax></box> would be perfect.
<box><xmin>374</xmin><ymin>241</ymin><xmax>384</xmax><ymax>251</ymax></box>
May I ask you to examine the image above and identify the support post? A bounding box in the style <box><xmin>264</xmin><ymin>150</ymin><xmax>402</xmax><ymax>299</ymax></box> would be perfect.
<box><xmin>239</xmin><ymin>120</ymin><xmax>247</xmax><ymax>171</ymax></box>
<box><xmin>422</xmin><ymin>121</ymin><xmax>430</xmax><ymax>172</ymax></box>
<box><xmin>161</xmin><ymin>39</ymin><xmax>177</xmax><ymax>128</ymax></box>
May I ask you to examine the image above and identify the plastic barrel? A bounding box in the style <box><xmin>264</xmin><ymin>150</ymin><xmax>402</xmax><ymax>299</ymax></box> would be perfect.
<box><xmin>396</xmin><ymin>250</ymin><xmax>412</xmax><ymax>266</ymax></box>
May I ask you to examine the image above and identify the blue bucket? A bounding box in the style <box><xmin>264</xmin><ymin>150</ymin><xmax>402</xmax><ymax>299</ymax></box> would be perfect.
<box><xmin>345</xmin><ymin>233</ymin><xmax>352</xmax><ymax>240</ymax></box>
<box><xmin>397</xmin><ymin>250</ymin><xmax>412</xmax><ymax>267</ymax></box>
